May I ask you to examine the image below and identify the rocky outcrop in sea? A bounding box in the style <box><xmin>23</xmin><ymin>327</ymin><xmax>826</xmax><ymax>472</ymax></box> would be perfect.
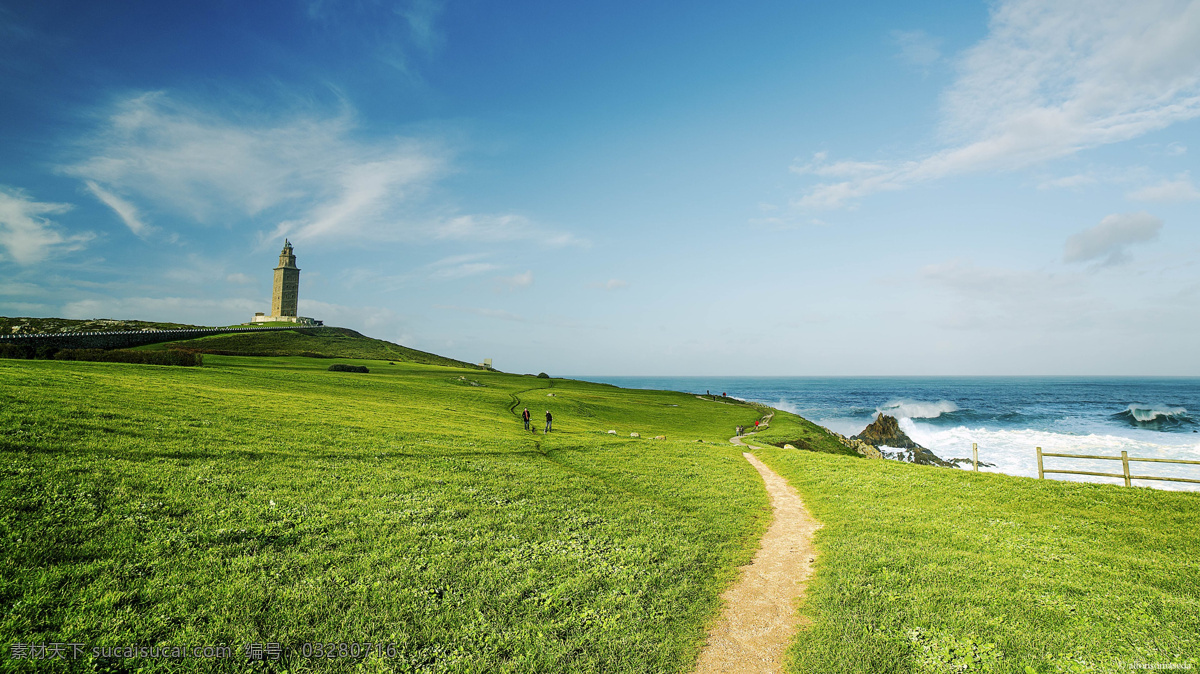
<box><xmin>852</xmin><ymin>414</ymin><xmax>957</xmax><ymax>467</ymax></box>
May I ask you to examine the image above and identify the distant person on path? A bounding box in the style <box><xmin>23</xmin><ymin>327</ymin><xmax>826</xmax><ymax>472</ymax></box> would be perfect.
<box><xmin>522</xmin><ymin>407</ymin><xmax>530</xmax><ymax>430</ymax></box>
<box><xmin>545</xmin><ymin>410</ymin><xmax>553</xmax><ymax>434</ymax></box>
<box><xmin>754</xmin><ymin>420</ymin><xmax>760</xmax><ymax>431</ymax></box>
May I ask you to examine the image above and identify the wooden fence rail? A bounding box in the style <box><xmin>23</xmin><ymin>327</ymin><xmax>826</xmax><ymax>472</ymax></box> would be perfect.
<box><xmin>1036</xmin><ymin>447</ymin><xmax>1200</xmax><ymax>487</ymax></box>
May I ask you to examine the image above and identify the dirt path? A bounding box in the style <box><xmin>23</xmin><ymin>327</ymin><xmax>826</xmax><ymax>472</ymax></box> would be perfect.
<box><xmin>692</xmin><ymin>432</ymin><xmax>820</xmax><ymax>674</ymax></box>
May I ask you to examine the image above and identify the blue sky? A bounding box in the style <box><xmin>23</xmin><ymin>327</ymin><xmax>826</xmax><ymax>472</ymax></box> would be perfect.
<box><xmin>1</xmin><ymin>0</ymin><xmax>1198</xmax><ymax>375</ymax></box>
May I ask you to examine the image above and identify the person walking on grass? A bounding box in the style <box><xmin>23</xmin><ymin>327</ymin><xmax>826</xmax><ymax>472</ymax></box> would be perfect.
<box><xmin>545</xmin><ymin>410</ymin><xmax>553</xmax><ymax>434</ymax></box>
<box><xmin>522</xmin><ymin>407</ymin><xmax>531</xmax><ymax>430</ymax></box>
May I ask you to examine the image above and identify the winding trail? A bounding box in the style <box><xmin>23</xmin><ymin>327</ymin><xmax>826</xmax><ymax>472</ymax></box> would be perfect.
<box><xmin>693</xmin><ymin>422</ymin><xmax>821</xmax><ymax>674</ymax></box>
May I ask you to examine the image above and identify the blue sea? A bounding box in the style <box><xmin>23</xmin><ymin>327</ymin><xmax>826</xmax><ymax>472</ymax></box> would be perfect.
<box><xmin>570</xmin><ymin>376</ymin><xmax>1200</xmax><ymax>491</ymax></box>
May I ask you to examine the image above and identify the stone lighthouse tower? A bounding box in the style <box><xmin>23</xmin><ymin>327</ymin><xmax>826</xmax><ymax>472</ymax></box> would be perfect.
<box><xmin>271</xmin><ymin>239</ymin><xmax>300</xmax><ymax>318</ymax></box>
<box><xmin>250</xmin><ymin>240</ymin><xmax>322</xmax><ymax>325</ymax></box>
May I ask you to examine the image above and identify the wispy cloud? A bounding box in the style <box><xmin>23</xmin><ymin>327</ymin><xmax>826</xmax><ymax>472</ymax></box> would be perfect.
<box><xmin>64</xmin><ymin>92</ymin><xmax>443</xmax><ymax>239</ymax></box>
<box><xmin>920</xmin><ymin>258</ymin><xmax>1092</xmax><ymax>330</ymax></box>
<box><xmin>496</xmin><ymin>270</ymin><xmax>533</xmax><ymax>290</ymax></box>
<box><xmin>85</xmin><ymin>181</ymin><xmax>150</xmax><ymax>236</ymax></box>
<box><xmin>306</xmin><ymin>0</ymin><xmax>445</xmax><ymax>82</ymax></box>
<box><xmin>433</xmin><ymin>213</ymin><xmax>583</xmax><ymax>246</ymax></box>
<box><xmin>61</xmin><ymin>296</ymin><xmax>259</xmax><ymax>323</ymax></box>
<box><xmin>396</xmin><ymin>0</ymin><xmax>445</xmax><ymax>56</ymax></box>
<box><xmin>1037</xmin><ymin>173</ymin><xmax>1098</xmax><ymax>190</ymax></box>
<box><xmin>1127</xmin><ymin>173</ymin><xmax>1200</xmax><ymax>202</ymax></box>
<box><xmin>1064</xmin><ymin>212</ymin><xmax>1163</xmax><ymax>265</ymax></box>
<box><xmin>797</xmin><ymin>0</ymin><xmax>1200</xmax><ymax>209</ymax></box>
<box><xmin>0</xmin><ymin>186</ymin><xmax>93</xmax><ymax>265</ymax></box>
<box><xmin>436</xmin><ymin>304</ymin><xmax>526</xmax><ymax>322</ymax></box>
<box><xmin>426</xmin><ymin>253</ymin><xmax>500</xmax><ymax>280</ymax></box>
<box><xmin>61</xmin><ymin>92</ymin><xmax>575</xmax><ymax>248</ymax></box>
<box><xmin>791</xmin><ymin>152</ymin><xmax>890</xmax><ymax>178</ymax></box>
<box><xmin>298</xmin><ymin>298</ymin><xmax>407</xmax><ymax>333</ymax></box>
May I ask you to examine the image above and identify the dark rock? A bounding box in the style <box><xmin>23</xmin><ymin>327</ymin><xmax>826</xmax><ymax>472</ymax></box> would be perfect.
<box><xmin>853</xmin><ymin>414</ymin><xmax>956</xmax><ymax>467</ymax></box>
<box><xmin>328</xmin><ymin>364</ymin><xmax>369</xmax><ymax>373</ymax></box>
<box><xmin>854</xmin><ymin>414</ymin><xmax>919</xmax><ymax>448</ymax></box>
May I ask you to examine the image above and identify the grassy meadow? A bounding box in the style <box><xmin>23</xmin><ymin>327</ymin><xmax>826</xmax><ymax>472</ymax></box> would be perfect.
<box><xmin>0</xmin><ymin>355</ymin><xmax>770</xmax><ymax>673</ymax></box>
<box><xmin>2</xmin><ymin>338</ymin><xmax>1198</xmax><ymax>673</ymax></box>
<box><xmin>752</xmin><ymin>447</ymin><xmax>1200</xmax><ymax>673</ymax></box>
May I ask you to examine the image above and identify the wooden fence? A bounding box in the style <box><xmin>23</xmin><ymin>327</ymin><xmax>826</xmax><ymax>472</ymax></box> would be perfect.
<box><xmin>1036</xmin><ymin>447</ymin><xmax>1200</xmax><ymax>487</ymax></box>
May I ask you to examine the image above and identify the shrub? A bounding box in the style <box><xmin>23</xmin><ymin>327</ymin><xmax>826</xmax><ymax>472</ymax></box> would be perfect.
<box><xmin>537</xmin><ymin>372</ymin><xmax>550</xmax><ymax>378</ymax></box>
<box><xmin>328</xmin><ymin>364</ymin><xmax>369</xmax><ymax>373</ymax></box>
<box><xmin>52</xmin><ymin>349</ymin><xmax>203</xmax><ymax>366</ymax></box>
<box><xmin>0</xmin><ymin>343</ymin><xmax>35</xmax><ymax>359</ymax></box>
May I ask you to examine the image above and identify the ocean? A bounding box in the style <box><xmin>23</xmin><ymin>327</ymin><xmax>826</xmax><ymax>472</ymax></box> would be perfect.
<box><xmin>570</xmin><ymin>376</ymin><xmax>1200</xmax><ymax>491</ymax></box>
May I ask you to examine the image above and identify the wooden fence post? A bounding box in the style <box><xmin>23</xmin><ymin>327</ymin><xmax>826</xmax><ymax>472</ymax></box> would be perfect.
<box><xmin>1037</xmin><ymin>447</ymin><xmax>1043</xmax><ymax>479</ymax></box>
<box><xmin>973</xmin><ymin>443</ymin><xmax>978</xmax><ymax>472</ymax></box>
<box><xmin>1122</xmin><ymin>450</ymin><xmax>1131</xmax><ymax>487</ymax></box>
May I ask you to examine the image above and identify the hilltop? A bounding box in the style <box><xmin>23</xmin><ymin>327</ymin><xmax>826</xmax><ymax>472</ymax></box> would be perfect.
<box><xmin>141</xmin><ymin>326</ymin><xmax>482</xmax><ymax>369</ymax></box>
<box><xmin>1</xmin><ymin>316</ymin><xmax>482</xmax><ymax>370</ymax></box>
<box><xmin>0</xmin><ymin>316</ymin><xmax>205</xmax><ymax>334</ymax></box>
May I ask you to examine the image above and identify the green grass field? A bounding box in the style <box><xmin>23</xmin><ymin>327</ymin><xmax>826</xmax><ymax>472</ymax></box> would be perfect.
<box><xmin>750</xmin><ymin>447</ymin><xmax>1200</xmax><ymax>673</ymax></box>
<box><xmin>0</xmin><ymin>356</ymin><xmax>770</xmax><ymax>673</ymax></box>
<box><xmin>2</xmin><ymin>347</ymin><xmax>1197</xmax><ymax>673</ymax></box>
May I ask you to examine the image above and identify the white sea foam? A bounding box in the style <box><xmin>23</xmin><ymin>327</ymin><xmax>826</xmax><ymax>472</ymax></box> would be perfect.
<box><xmin>899</xmin><ymin>418</ymin><xmax>1200</xmax><ymax>491</ymax></box>
<box><xmin>1124</xmin><ymin>403</ymin><xmax>1188</xmax><ymax>422</ymax></box>
<box><xmin>774</xmin><ymin>399</ymin><xmax>801</xmax><ymax>415</ymax></box>
<box><xmin>877</xmin><ymin>399</ymin><xmax>958</xmax><ymax>419</ymax></box>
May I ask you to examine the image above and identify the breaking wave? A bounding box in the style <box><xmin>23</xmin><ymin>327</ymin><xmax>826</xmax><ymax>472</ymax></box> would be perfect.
<box><xmin>1112</xmin><ymin>404</ymin><xmax>1193</xmax><ymax>431</ymax></box>
<box><xmin>901</xmin><ymin>421</ymin><xmax>1200</xmax><ymax>490</ymax></box>
<box><xmin>877</xmin><ymin>399</ymin><xmax>959</xmax><ymax>419</ymax></box>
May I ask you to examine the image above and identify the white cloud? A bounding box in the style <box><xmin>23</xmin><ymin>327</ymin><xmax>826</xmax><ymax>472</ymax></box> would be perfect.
<box><xmin>1037</xmin><ymin>173</ymin><xmax>1098</xmax><ymax>190</ymax></box>
<box><xmin>396</xmin><ymin>0</ymin><xmax>445</xmax><ymax>56</ymax></box>
<box><xmin>65</xmin><ymin>92</ymin><xmax>445</xmax><ymax>241</ymax></box>
<box><xmin>496</xmin><ymin>270</ymin><xmax>533</xmax><ymax>290</ymax></box>
<box><xmin>0</xmin><ymin>186</ymin><xmax>92</xmax><ymax>265</ymax></box>
<box><xmin>297</xmin><ymin>299</ymin><xmax>405</xmax><ymax>333</ymax></box>
<box><xmin>225</xmin><ymin>272</ymin><xmax>254</xmax><ymax>284</ymax></box>
<box><xmin>436</xmin><ymin>304</ymin><xmax>526</xmax><ymax>322</ymax></box>
<box><xmin>426</xmin><ymin>253</ymin><xmax>500</xmax><ymax>280</ymax></box>
<box><xmin>61</xmin><ymin>296</ymin><xmax>258</xmax><ymax>324</ymax></box>
<box><xmin>0</xmin><ymin>301</ymin><xmax>52</xmax><ymax>315</ymax></box>
<box><xmin>1127</xmin><ymin>173</ymin><xmax>1200</xmax><ymax>201</ymax></box>
<box><xmin>797</xmin><ymin>0</ymin><xmax>1200</xmax><ymax>209</ymax></box>
<box><xmin>306</xmin><ymin>0</ymin><xmax>445</xmax><ymax>81</ymax></box>
<box><xmin>84</xmin><ymin>181</ymin><xmax>150</xmax><ymax>236</ymax></box>
<box><xmin>1064</xmin><ymin>212</ymin><xmax>1163</xmax><ymax>264</ymax></box>
<box><xmin>0</xmin><ymin>281</ymin><xmax>47</xmax><ymax>297</ymax></box>
<box><xmin>63</xmin><ymin>92</ymin><xmax>576</xmax><ymax>248</ymax></box>
<box><xmin>920</xmin><ymin>258</ymin><xmax>1092</xmax><ymax>330</ymax></box>
<box><xmin>432</xmin><ymin>262</ymin><xmax>499</xmax><ymax>279</ymax></box>
<box><xmin>433</xmin><ymin>213</ymin><xmax>582</xmax><ymax>246</ymax></box>
<box><xmin>891</xmin><ymin>29</ymin><xmax>942</xmax><ymax>68</ymax></box>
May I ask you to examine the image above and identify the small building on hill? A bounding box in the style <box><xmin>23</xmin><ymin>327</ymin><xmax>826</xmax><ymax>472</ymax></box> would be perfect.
<box><xmin>251</xmin><ymin>240</ymin><xmax>322</xmax><ymax>325</ymax></box>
